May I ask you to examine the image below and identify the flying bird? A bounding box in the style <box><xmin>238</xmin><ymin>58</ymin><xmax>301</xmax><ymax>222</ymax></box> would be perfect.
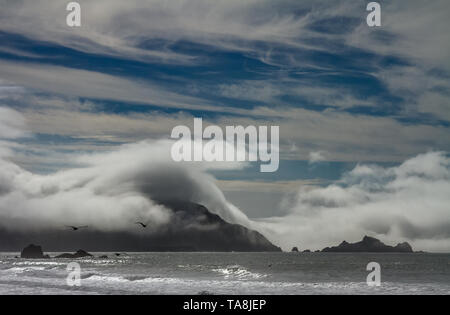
<box><xmin>65</xmin><ymin>225</ymin><xmax>88</xmax><ymax>231</ymax></box>
<box><xmin>135</xmin><ymin>222</ymin><xmax>147</xmax><ymax>228</ymax></box>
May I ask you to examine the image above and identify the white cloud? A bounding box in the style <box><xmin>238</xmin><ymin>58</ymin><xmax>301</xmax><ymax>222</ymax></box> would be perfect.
<box><xmin>346</xmin><ymin>1</ymin><xmax>450</xmax><ymax>122</ymax></box>
<box><xmin>0</xmin><ymin>0</ymin><xmax>320</xmax><ymax>64</ymax></box>
<box><xmin>218</xmin><ymin>80</ymin><xmax>377</xmax><ymax>110</ymax></box>
<box><xmin>0</xmin><ymin>107</ymin><xmax>29</xmax><ymax>140</ymax></box>
<box><xmin>5</xmin><ymin>96</ymin><xmax>450</xmax><ymax>164</ymax></box>
<box><xmin>308</xmin><ymin>151</ymin><xmax>327</xmax><ymax>164</ymax></box>
<box><xmin>0</xmin><ymin>109</ymin><xmax>253</xmax><ymax>232</ymax></box>
<box><xmin>256</xmin><ymin>151</ymin><xmax>450</xmax><ymax>252</ymax></box>
<box><xmin>0</xmin><ymin>107</ymin><xmax>30</xmax><ymax>159</ymax></box>
<box><xmin>217</xmin><ymin>109</ymin><xmax>450</xmax><ymax>162</ymax></box>
<box><xmin>416</xmin><ymin>91</ymin><xmax>450</xmax><ymax>122</ymax></box>
<box><xmin>0</xmin><ymin>139</ymin><xmax>252</xmax><ymax>233</ymax></box>
<box><xmin>2</xmin><ymin>1</ymin><xmax>449</xmax><ymax>124</ymax></box>
<box><xmin>0</xmin><ymin>60</ymin><xmax>224</xmax><ymax>113</ymax></box>
<box><xmin>347</xmin><ymin>0</ymin><xmax>450</xmax><ymax>71</ymax></box>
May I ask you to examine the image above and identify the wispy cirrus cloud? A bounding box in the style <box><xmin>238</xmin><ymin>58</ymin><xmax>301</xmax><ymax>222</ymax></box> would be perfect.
<box><xmin>2</xmin><ymin>90</ymin><xmax>449</xmax><ymax>165</ymax></box>
<box><xmin>0</xmin><ymin>60</ymin><xmax>225</xmax><ymax>113</ymax></box>
<box><xmin>0</xmin><ymin>0</ymin><xmax>320</xmax><ymax>64</ymax></box>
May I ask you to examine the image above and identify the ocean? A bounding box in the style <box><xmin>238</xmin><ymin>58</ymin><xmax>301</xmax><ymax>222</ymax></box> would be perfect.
<box><xmin>0</xmin><ymin>252</ymin><xmax>449</xmax><ymax>295</ymax></box>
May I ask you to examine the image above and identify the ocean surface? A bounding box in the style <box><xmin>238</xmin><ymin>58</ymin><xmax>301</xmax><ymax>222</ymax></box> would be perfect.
<box><xmin>0</xmin><ymin>252</ymin><xmax>449</xmax><ymax>295</ymax></box>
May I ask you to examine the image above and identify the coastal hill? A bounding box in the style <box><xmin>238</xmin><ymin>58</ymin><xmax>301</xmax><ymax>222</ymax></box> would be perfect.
<box><xmin>0</xmin><ymin>201</ymin><xmax>281</xmax><ymax>252</ymax></box>
<box><xmin>322</xmin><ymin>236</ymin><xmax>413</xmax><ymax>253</ymax></box>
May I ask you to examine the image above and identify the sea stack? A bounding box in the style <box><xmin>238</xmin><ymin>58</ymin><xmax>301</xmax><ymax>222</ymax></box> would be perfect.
<box><xmin>20</xmin><ymin>244</ymin><xmax>49</xmax><ymax>259</ymax></box>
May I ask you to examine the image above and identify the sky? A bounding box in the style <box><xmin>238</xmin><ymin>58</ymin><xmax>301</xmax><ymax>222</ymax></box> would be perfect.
<box><xmin>0</xmin><ymin>0</ymin><xmax>450</xmax><ymax>251</ymax></box>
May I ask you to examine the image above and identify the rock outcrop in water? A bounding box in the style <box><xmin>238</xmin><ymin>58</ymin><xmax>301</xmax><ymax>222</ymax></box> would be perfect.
<box><xmin>55</xmin><ymin>249</ymin><xmax>93</xmax><ymax>259</ymax></box>
<box><xmin>291</xmin><ymin>247</ymin><xmax>299</xmax><ymax>252</ymax></box>
<box><xmin>2</xmin><ymin>202</ymin><xmax>281</xmax><ymax>252</ymax></box>
<box><xmin>322</xmin><ymin>236</ymin><xmax>413</xmax><ymax>253</ymax></box>
<box><xmin>20</xmin><ymin>244</ymin><xmax>50</xmax><ymax>259</ymax></box>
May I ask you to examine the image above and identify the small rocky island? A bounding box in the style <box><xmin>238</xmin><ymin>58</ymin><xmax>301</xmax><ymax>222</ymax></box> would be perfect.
<box><xmin>55</xmin><ymin>250</ymin><xmax>93</xmax><ymax>259</ymax></box>
<box><xmin>322</xmin><ymin>236</ymin><xmax>413</xmax><ymax>253</ymax></box>
<box><xmin>21</xmin><ymin>244</ymin><xmax>50</xmax><ymax>259</ymax></box>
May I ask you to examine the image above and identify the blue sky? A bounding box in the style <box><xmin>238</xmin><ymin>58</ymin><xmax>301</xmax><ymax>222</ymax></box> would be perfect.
<box><xmin>1</xmin><ymin>0</ymin><xmax>450</xmax><ymax>219</ymax></box>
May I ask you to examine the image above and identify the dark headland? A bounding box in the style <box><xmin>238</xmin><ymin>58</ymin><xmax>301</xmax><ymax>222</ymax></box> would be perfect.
<box><xmin>2</xmin><ymin>201</ymin><xmax>281</xmax><ymax>252</ymax></box>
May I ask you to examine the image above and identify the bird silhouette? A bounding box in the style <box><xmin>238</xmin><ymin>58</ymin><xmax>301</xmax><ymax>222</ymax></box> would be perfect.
<box><xmin>65</xmin><ymin>225</ymin><xmax>88</xmax><ymax>231</ymax></box>
<box><xmin>135</xmin><ymin>222</ymin><xmax>147</xmax><ymax>228</ymax></box>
